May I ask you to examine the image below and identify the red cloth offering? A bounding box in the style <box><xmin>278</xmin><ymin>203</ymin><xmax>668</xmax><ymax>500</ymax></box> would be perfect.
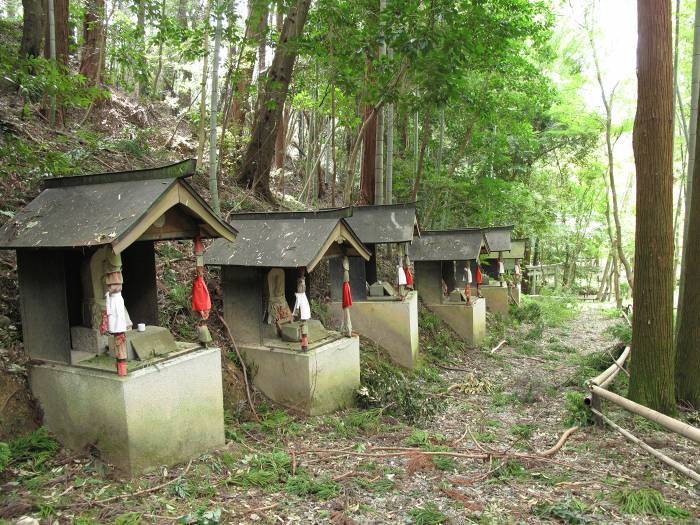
<box><xmin>192</xmin><ymin>275</ymin><xmax>212</xmax><ymax>312</ymax></box>
<box><xmin>475</xmin><ymin>265</ymin><xmax>483</xmax><ymax>285</ymax></box>
<box><xmin>404</xmin><ymin>266</ymin><xmax>413</xmax><ymax>287</ymax></box>
<box><xmin>342</xmin><ymin>281</ymin><xmax>353</xmax><ymax>308</ymax></box>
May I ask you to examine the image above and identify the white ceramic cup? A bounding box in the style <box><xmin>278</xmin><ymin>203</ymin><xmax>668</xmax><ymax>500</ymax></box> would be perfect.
<box><xmin>137</xmin><ymin>323</ymin><xmax>146</xmax><ymax>332</ymax></box>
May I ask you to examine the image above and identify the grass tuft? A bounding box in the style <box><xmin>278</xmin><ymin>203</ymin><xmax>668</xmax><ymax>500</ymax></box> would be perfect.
<box><xmin>612</xmin><ymin>488</ymin><xmax>689</xmax><ymax>518</ymax></box>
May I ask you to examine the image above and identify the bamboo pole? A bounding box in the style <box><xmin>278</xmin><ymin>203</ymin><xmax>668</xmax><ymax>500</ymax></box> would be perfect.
<box><xmin>591</xmin><ymin>408</ymin><xmax>700</xmax><ymax>483</ymax></box>
<box><xmin>590</xmin><ymin>386</ymin><xmax>700</xmax><ymax>444</ymax></box>
<box><xmin>587</xmin><ymin>346</ymin><xmax>630</xmax><ymax>388</ymax></box>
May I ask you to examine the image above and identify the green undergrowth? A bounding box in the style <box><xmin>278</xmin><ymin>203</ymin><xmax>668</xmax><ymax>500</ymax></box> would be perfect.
<box><xmin>612</xmin><ymin>488</ymin><xmax>690</xmax><ymax>518</ymax></box>
<box><xmin>0</xmin><ymin>427</ymin><xmax>60</xmax><ymax>475</ymax></box>
<box><xmin>563</xmin><ymin>391</ymin><xmax>594</xmax><ymax>427</ymax></box>
<box><xmin>358</xmin><ymin>309</ymin><xmax>464</xmax><ymax>425</ymax></box>
<box><xmin>227</xmin><ymin>450</ymin><xmax>339</xmax><ymax>500</ymax></box>
<box><xmin>533</xmin><ymin>498</ymin><xmax>597</xmax><ymax>524</ymax></box>
<box><xmin>408</xmin><ymin>502</ymin><xmax>449</xmax><ymax>524</ymax></box>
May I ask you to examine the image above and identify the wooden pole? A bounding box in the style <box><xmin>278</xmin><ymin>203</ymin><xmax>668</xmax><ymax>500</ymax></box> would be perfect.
<box><xmin>590</xmin><ymin>385</ymin><xmax>700</xmax><ymax>444</ymax></box>
<box><xmin>591</xmin><ymin>408</ymin><xmax>700</xmax><ymax>483</ymax></box>
<box><xmin>588</xmin><ymin>346</ymin><xmax>631</xmax><ymax>388</ymax></box>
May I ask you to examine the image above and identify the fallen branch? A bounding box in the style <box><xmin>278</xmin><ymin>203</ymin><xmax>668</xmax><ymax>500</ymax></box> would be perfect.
<box><xmin>94</xmin><ymin>460</ymin><xmax>192</xmax><ymax>504</ymax></box>
<box><xmin>536</xmin><ymin>426</ymin><xmax>578</xmax><ymax>457</ymax></box>
<box><xmin>490</xmin><ymin>340</ymin><xmax>506</xmax><ymax>354</ymax></box>
<box><xmin>591</xmin><ymin>408</ymin><xmax>700</xmax><ymax>483</ymax></box>
<box><xmin>217</xmin><ymin>312</ymin><xmax>260</xmax><ymax>423</ymax></box>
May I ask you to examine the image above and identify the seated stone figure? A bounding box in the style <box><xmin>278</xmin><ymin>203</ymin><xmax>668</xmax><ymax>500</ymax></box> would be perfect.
<box><xmin>265</xmin><ymin>268</ymin><xmax>328</xmax><ymax>344</ymax></box>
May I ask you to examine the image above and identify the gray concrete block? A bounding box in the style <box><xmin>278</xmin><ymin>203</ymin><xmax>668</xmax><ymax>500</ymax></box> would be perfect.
<box><xmin>328</xmin><ymin>291</ymin><xmax>420</xmax><ymax>369</ymax></box>
<box><xmin>241</xmin><ymin>336</ymin><xmax>360</xmax><ymax>415</ymax></box>
<box><xmin>423</xmin><ymin>298</ymin><xmax>486</xmax><ymax>346</ymax></box>
<box><xmin>30</xmin><ymin>347</ymin><xmax>225</xmax><ymax>475</ymax></box>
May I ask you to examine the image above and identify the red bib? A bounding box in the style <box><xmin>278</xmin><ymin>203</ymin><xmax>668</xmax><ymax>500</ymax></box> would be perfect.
<box><xmin>342</xmin><ymin>281</ymin><xmax>353</xmax><ymax>308</ymax></box>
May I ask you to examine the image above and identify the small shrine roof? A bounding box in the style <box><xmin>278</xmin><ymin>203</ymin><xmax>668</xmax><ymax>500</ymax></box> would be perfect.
<box><xmin>408</xmin><ymin>229</ymin><xmax>484</xmax><ymax>261</ymax></box>
<box><xmin>345</xmin><ymin>203</ymin><xmax>418</xmax><ymax>245</ymax></box>
<box><xmin>205</xmin><ymin>208</ymin><xmax>371</xmax><ymax>271</ymax></box>
<box><xmin>0</xmin><ymin>160</ymin><xmax>236</xmax><ymax>253</ymax></box>
<box><xmin>483</xmin><ymin>226</ymin><xmax>514</xmax><ymax>253</ymax></box>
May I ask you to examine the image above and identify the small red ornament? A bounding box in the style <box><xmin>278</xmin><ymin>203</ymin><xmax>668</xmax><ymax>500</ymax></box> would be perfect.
<box><xmin>404</xmin><ymin>266</ymin><xmax>413</xmax><ymax>287</ymax></box>
<box><xmin>475</xmin><ymin>265</ymin><xmax>483</xmax><ymax>285</ymax></box>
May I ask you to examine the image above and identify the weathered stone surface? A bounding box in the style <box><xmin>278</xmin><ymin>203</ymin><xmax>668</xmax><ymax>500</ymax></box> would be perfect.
<box><xmin>329</xmin><ymin>291</ymin><xmax>419</xmax><ymax>369</ymax></box>
<box><xmin>279</xmin><ymin>320</ymin><xmax>328</xmax><ymax>343</ymax></box>
<box><xmin>71</xmin><ymin>326</ymin><xmax>108</xmax><ymax>355</ymax></box>
<box><xmin>241</xmin><ymin>336</ymin><xmax>360</xmax><ymax>415</ymax></box>
<box><xmin>30</xmin><ymin>347</ymin><xmax>225</xmax><ymax>475</ymax></box>
<box><xmin>477</xmin><ymin>285</ymin><xmax>510</xmax><ymax>316</ymax></box>
<box><xmin>423</xmin><ymin>298</ymin><xmax>486</xmax><ymax>346</ymax></box>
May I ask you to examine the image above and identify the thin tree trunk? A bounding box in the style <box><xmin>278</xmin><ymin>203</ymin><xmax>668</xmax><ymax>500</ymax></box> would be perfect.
<box><xmin>677</xmin><ymin>0</ymin><xmax>700</xmax><ymax>331</ymax></box>
<box><xmin>44</xmin><ymin>0</ymin><xmax>68</xmax><ymax>64</ymax></box>
<box><xmin>136</xmin><ymin>0</ymin><xmax>146</xmax><ymax>97</ymax></box>
<box><xmin>385</xmin><ymin>90</ymin><xmax>394</xmax><ymax>204</ymax></box>
<box><xmin>151</xmin><ymin>0</ymin><xmax>167</xmax><ymax>95</ymax></box>
<box><xmin>596</xmin><ymin>255</ymin><xmax>612</xmax><ymax>302</ymax></box>
<box><xmin>208</xmin><ymin>0</ymin><xmax>222</xmax><ymax>214</ymax></box>
<box><xmin>629</xmin><ymin>0</ymin><xmax>675</xmax><ymax>414</ymax></box>
<box><xmin>196</xmin><ymin>0</ymin><xmax>212</xmax><ymax>168</ymax></box>
<box><xmin>411</xmin><ymin>110</ymin><xmax>432</xmax><ymax>202</ymax></box>
<box><xmin>236</xmin><ymin>0</ymin><xmax>311</xmax><ymax>201</ymax></box>
<box><xmin>331</xmin><ymin>84</ymin><xmax>337</xmax><ymax>206</ymax></box>
<box><xmin>587</xmin><ymin>11</ymin><xmax>635</xmax><ymax>289</ymax></box>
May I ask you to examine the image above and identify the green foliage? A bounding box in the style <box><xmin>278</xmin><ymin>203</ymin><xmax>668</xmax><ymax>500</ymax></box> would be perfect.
<box><xmin>612</xmin><ymin>488</ymin><xmax>689</xmax><ymax>518</ymax></box>
<box><xmin>0</xmin><ymin>51</ymin><xmax>105</xmax><ymax>110</ymax></box>
<box><xmin>359</xmin><ymin>342</ymin><xmax>442</xmax><ymax>425</ymax></box>
<box><xmin>511</xmin><ymin>423</ymin><xmax>536</xmax><ymax>440</ymax></box>
<box><xmin>606</xmin><ymin>321</ymin><xmax>632</xmax><ymax>345</ymax></box>
<box><xmin>285</xmin><ymin>473</ymin><xmax>340</xmax><ymax>500</ymax></box>
<box><xmin>227</xmin><ymin>451</ymin><xmax>292</xmax><ymax>488</ymax></box>
<box><xmin>177</xmin><ymin>508</ymin><xmax>222</xmax><ymax>525</ymax></box>
<box><xmin>333</xmin><ymin>408</ymin><xmax>383</xmax><ymax>437</ymax></box>
<box><xmin>564</xmin><ymin>391</ymin><xmax>593</xmax><ymax>427</ymax></box>
<box><xmin>114</xmin><ymin>513</ymin><xmax>143</xmax><ymax>525</ymax></box>
<box><xmin>408</xmin><ymin>503</ymin><xmax>449</xmax><ymax>525</ymax></box>
<box><xmin>7</xmin><ymin>427</ymin><xmax>60</xmax><ymax>469</ymax></box>
<box><xmin>355</xmin><ymin>476</ymin><xmax>396</xmax><ymax>494</ymax></box>
<box><xmin>533</xmin><ymin>498</ymin><xmax>596</xmax><ymax>524</ymax></box>
<box><xmin>0</xmin><ymin>442</ymin><xmax>9</xmax><ymax>473</ymax></box>
<box><xmin>492</xmin><ymin>460</ymin><xmax>529</xmax><ymax>482</ymax></box>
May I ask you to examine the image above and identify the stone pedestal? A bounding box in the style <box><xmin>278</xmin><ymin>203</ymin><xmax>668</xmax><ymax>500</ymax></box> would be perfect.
<box><xmin>241</xmin><ymin>336</ymin><xmax>360</xmax><ymax>415</ymax></box>
<box><xmin>424</xmin><ymin>298</ymin><xmax>486</xmax><ymax>346</ymax></box>
<box><xmin>477</xmin><ymin>285</ymin><xmax>510</xmax><ymax>316</ymax></box>
<box><xmin>30</xmin><ymin>347</ymin><xmax>225</xmax><ymax>475</ymax></box>
<box><xmin>329</xmin><ymin>291</ymin><xmax>419</xmax><ymax>369</ymax></box>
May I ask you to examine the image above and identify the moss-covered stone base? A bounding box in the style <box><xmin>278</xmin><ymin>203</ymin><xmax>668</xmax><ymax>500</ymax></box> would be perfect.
<box><xmin>241</xmin><ymin>336</ymin><xmax>360</xmax><ymax>415</ymax></box>
<box><xmin>424</xmin><ymin>298</ymin><xmax>486</xmax><ymax>346</ymax></box>
<box><xmin>477</xmin><ymin>285</ymin><xmax>510</xmax><ymax>316</ymax></box>
<box><xmin>30</xmin><ymin>348</ymin><xmax>225</xmax><ymax>475</ymax></box>
<box><xmin>328</xmin><ymin>291</ymin><xmax>419</xmax><ymax>369</ymax></box>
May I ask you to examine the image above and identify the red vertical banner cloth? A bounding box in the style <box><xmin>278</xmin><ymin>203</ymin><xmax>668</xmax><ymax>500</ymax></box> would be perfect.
<box><xmin>342</xmin><ymin>281</ymin><xmax>353</xmax><ymax>308</ymax></box>
<box><xmin>192</xmin><ymin>275</ymin><xmax>212</xmax><ymax>313</ymax></box>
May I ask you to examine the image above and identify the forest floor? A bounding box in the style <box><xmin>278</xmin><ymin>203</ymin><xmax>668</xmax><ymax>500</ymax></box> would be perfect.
<box><xmin>1</xmin><ymin>296</ymin><xmax>698</xmax><ymax>525</ymax></box>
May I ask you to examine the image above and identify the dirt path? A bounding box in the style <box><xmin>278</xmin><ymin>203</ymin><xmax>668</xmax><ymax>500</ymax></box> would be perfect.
<box><xmin>1</xmin><ymin>298</ymin><xmax>698</xmax><ymax>524</ymax></box>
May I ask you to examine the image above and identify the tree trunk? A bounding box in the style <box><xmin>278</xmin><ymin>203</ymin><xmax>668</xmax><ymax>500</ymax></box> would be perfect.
<box><xmin>676</xmin><ymin>116</ymin><xmax>700</xmax><ymax>407</ymax></box>
<box><xmin>136</xmin><ymin>0</ymin><xmax>146</xmax><ymax>97</ymax></box>
<box><xmin>78</xmin><ymin>0</ymin><xmax>103</xmax><ymax>84</ymax></box>
<box><xmin>44</xmin><ymin>0</ymin><xmax>68</xmax><ymax>65</ymax></box>
<box><xmin>629</xmin><ymin>0</ymin><xmax>676</xmax><ymax>414</ymax></box>
<box><xmin>208</xmin><ymin>1</ymin><xmax>223</xmax><ymax>214</ymax></box>
<box><xmin>359</xmin><ymin>105</ymin><xmax>377</xmax><ymax>205</ymax></box>
<box><xmin>196</xmin><ymin>0</ymin><xmax>212</xmax><ymax>168</ymax></box>
<box><xmin>596</xmin><ymin>255</ymin><xmax>612</xmax><ymax>301</ymax></box>
<box><xmin>21</xmin><ymin>0</ymin><xmax>44</xmax><ymax>57</ymax></box>
<box><xmin>677</xmin><ymin>0</ymin><xmax>700</xmax><ymax>333</ymax></box>
<box><xmin>230</xmin><ymin>0</ymin><xmax>268</xmax><ymax>130</ymax></box>
<box><xmin>385</xmin><ymin>91</ymin><xmax>394</xmax><ymax>204</ymax></box>
<box><xmin>237</xmin><ymin>0</ymin><xmax>311</xmax><ymax>200</ymax></box>
<box><xmin>151</xmin><ymin>0</ymin><xmax>167</xmax><ymax>95</ymax></box>
<box><xmin>411</xmin><ymin>110</ymin><xmax>432</xmax><ymax>202</ymax></box>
